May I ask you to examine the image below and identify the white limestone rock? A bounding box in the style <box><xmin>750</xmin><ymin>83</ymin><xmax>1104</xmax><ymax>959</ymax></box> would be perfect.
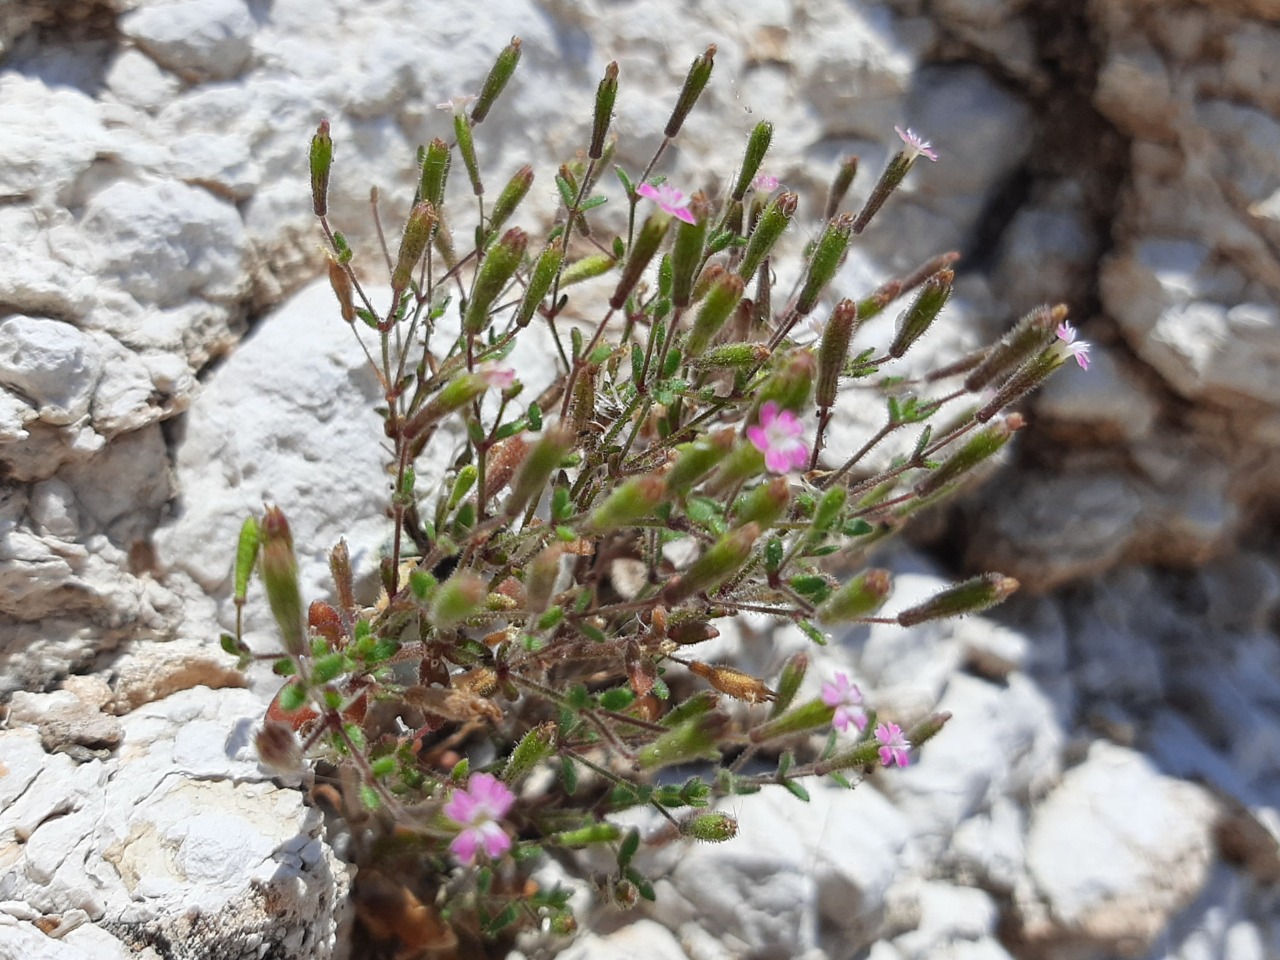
<box><xmin>0</xmin><ymin>74</ymin><xmax>105</xmax><ymax>204</ymax></box>
<box><xmin>120</xmin><ymin>0</ymin><xmax>256</xmax><ymax>83</ymax></box>
<box><xmin>0</xmin><ymin>316</ymin><xmax>101</xmax><ymax>427</ymax></box>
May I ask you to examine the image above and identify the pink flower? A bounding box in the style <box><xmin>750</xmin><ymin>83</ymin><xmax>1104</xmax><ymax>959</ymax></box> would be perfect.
<box><xmin>437</xmin><ymin>94</ymin><xmax>477</xmax><ymax>116</ymax></box>
<box><xmin>751</xmin><ymin>173</ymin><xmax>780</xmax><ymax>193</ymax></box>
<box><xmin>636</xmin><ymin>182</ymin><xmax>697</xmax><ymax>225</ymax></box>
<box><xmin>1055</xmin><ymin>321</ymin><xmax>1091</xmax><ymax>371</ymax></box>
<box><xmin>746</xmin><ymin>401</ymin><xmax>809</xmax><ymax>474</ymax></box>
<box><xmin>895</xmin><ymin>126</ymin><xmax>939</xmax><ymax>163</ymax></box>
<box><xmin>478</xmin><ymin>362</ymin><xmax>516</xmax><ymax>390</ymax></box>
<box><xmin>443</xmin><ymin>772</ymin><xmax>514</xmax><ymax>864</ymax></box>
<box><xmin>875</xmin><ymin>722</ymin><xmax>911</xmax><ymax>768</ymax></box>
<box><xmin>821</xmin><ymin>672</ymin><xmax>868</xmax><ymax>733</ymax></box>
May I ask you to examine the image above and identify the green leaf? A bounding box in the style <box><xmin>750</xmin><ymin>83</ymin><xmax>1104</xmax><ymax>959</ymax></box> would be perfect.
<box><xmin>580</xmin><ymin>195</ymin><xmax>608</xmax><ymax>211</ymax></box>
<box><xmin>359</xmin><ymin>784</ymin><xmax>381</xmax><ymax>810</ymax></box>
<box><xmin>618</xmin><ymin>829</ymin><xmax>641</xmax><ymax>869</ymax></box>
<box><xmin>598</xmin><ymin>687</ymin><xmax>636</xmax><ymax>711</ymax></box>
<box><xmin>614</xmin><ymin>166</ymin><xmax>634</xmax><ymax>195</ymax></box>
<box><xmin>560</xmin><ymin>757</ymin><xmax>578</xmax><ymax>795</ymax></box>
<box><xmin>527</xmin><ymin>401</ymin><xmax>543</xmax><ymax>431</ymax></box>
<box><xmin>782</xmin><ymin>779</ymin><xmax>811</xmax><ymax>802</ymax></box>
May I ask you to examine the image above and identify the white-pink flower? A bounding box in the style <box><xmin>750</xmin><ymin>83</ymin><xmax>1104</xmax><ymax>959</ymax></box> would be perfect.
<box><xmin>443</xmin><ymin>772</ymin><xmax>514</xmax><ymax>864</ymax></box>
<box><xmin>478</xmin><ymin>362</ymin><xmax>516</xmax><ymax>390</ymax></box>
<box><xmin>1055</xmin><ymin>321</ymin><xmax>1091</xmax><ymax>371</ymax></box>
<box><xmin>875</xmin><ymin>722</ymin><xmax>911</xmax><ymax>768</ymax></box>
<box><xmin>746</xmin><ymin>401</ymin><xmax>809</xmax><ymax>474</ymax></box>
<box><xmin>437</xmin><ymin>94</ymin><xmax>478</xmax><ymax>116</ymax></box>
<box><xmin>894</xmin><ymin>126</ymin><xmax>939</xmax><ymax>163</ymax></box>
<box><xmin>751</xmin><ymin>173</ymin><xmax>780</xmax><ymax>193</ymax></box>
<box><xmin>636</xmin><ymin>181</ymin><xmax>697</xmax><ymax>225</ymax></box>
<box><xmin>821</xmin><ymin>672</ymin><xmax>868</xmax><ymax>733</ymax></box>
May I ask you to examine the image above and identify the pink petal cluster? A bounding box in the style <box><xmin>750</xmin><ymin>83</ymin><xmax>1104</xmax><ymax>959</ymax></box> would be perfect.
<box><xmin>747</xmin><ymin>401</ymin><xmax>809</xmax><ymax>474</ymax></box>
<box><xmin>478</xmin><ymin>361</ymin><xmax>516</xmax><ymax>390</ymax></box>
<box><xmin>895</xmin><ymin>126</ymin><xmax>939</xmax><ymax>163</ymax></box>
<box><xmin>875</xmin><ymin>722</ymin><xmax>911</xmax><ymax>768</ymax></box>
<box><xmin>1055</xmin><ymin>321</ymin><xmax>1091</xmax><ymax>371</ymax></box>
<box><xmin>636</xmin><ymin>182</ymin><xmax>697</xmax><ymax>225</ymax></box>
<box><xmin>443</xmin><ymin>772</ymin><xmax>514</xmax><ymax>864</ymax></box>
<box><xmin>821</xmin><ymin>672</ymin><xmax>868</xmax><ymax>733</ymax></box>
<box><xmin>751</xmin><ymin>173</ymin><xmax>780</xmax><ymax>193</ymax></box>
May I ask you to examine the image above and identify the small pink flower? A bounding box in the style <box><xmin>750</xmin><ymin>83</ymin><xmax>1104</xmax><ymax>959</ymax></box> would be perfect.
<box><xmin>895</xmin><ymin>126</ymin><xmax>939</xmax><ymax>163</ymax></box>
<box><xmin>437</xmin><ymin>94</ymin><xmax>478</xmax><ymax>116</ymax></box>
<box><xmin>875</xmin><ymin>722</ymin><xmax>911</xmax><ymax>768</ymax></box>
<box><xmin>746</xmin><ymin>401</ymin><xmax>809</xmax><ymax>474</ymax></box>
<box><xmin>443</xmin><ymin>772</ymin><xmax>514</xmax><ymax>864</ymax></box>
<box><xmin>1055</xmin><ymin>321</ymin><xmax>1091</xmax><ymax>371</ymax></box>
<box><xmin>478</xmin><ymin>362</ymin><xmax>516</xmax><ymax>390</ymax></box>
<box><xmin>821</xmin><ymin>672</ymin><xmax>868</xmax><ymax>733</ymax></box>
<box><xmin>636</xmin><ymin>182</ymin><xmax>697</xmax><ymax>225</ymax></box>
<box><xmin>751</xmin><ymin>173</ymin><xmax>780</xmax><ymax>193</ymax></box>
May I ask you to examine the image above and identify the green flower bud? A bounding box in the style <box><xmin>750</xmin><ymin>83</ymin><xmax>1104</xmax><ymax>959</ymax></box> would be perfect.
<box><xmin>913</xmin><ymin>416</ymin><xmax>1020</xmax><ymax>497</ymax></box>
<box><xmin>234</xmin><ymin>516</ymin><xmax>260</xmax><ymax>602</ymax></box>
<box><xmin>907</xmin><ymin>711</ymin><xmax>951</xmax><ymax>748</ymax></box>
<box><xmin>590</xmin><ymin>61</ymin><xmax>619</xmax><ymax>160</ymax></box>
<box><xmin>680</xmin><ymin>812</ymin><xmax>738</xmax><ymax>842</ymax></box>
<box><xmin>465</xmin><ymin>227</ymin><xmax>528</xmax><ymax>335</ymax></box>
<box><xmin>665</xmin><ymin>44</ymin><xmax>716</xmax><ymax>139</ymax></box>
<box><xmin>560</xmin><ymin>253</ymin><xmax>616</xmax><ymax>288</ymax></box>
<box><xmin>671</xmin><ymin>193</ymin><xmax>711</xmax><ymax>309</ymax></box>
<box><xmin>749</xmin><ymin>697</ymin><xmax>834</xmax><ymax>743</ymax></box>
<box><xmin>260</xmin><ymin>506</ymin><xmax>305</xmax><ymax>657</ymax></box>
<box><xmin>964</xmin><ymin>303</ymin><xmax>1065</xmax><ymax>393</ymax></box>
<box><xmin>662</xmin><ymin>523</ymin><xmax>761</xmax><ymax>605</ymax></box>
<box><xmin>704</xmin><ymin>442</ymin><xmax>766</xmax><ymax>496</ymax></box>
<box><xmin>309</xmin><ymin>119</ymin><xmax>332</xmax><ymax>217</ymax></box>
<box><xmin>666</xmin><ymin>428</ymin><xmax>735</xmax><ymax>496</ymax></box>
<box><xmin>504</xmin><ymin>720</ymin><xmax>556</xmax><ymax>784</ymax></box>
<box><xmin>588</xmin><ymin>474</ymin><xmax>666</xmax><ymax>532</ymax></box>
<box><xmin>737</xmin><ymin>191</ymin><xmax>797</xmax><ymax>280</ymax></box>
<box><xmin>392</xmin><ymin>201</ymin><xmax>437</xmax><ymax>293</ymax></box>
<box><xmin>471</xmin><ymin>37</ymin><xmax>522</xmax><ymax>124</ymax></box>
<box><xmin>419</xmin><ymin>138</ymin><xmax>451</xmax><ymax>208</ymax></box>
<box><xmin>817</xmin><ymin>568</ymin><xmax>892</xmax><ymax>623</ymax></box>
<box><xmin>610</xmin><ymin>213</ymin><xmax>671</xmax><ymax>310</ymax></box>
<box><xmin>853</xmin><ymin>129</ymin><xmax>937</xmax><ymax>235</ymax></box>
<box><xmin>823</xmin><ymin>154</ymin><xmax>859</xmax><ymax>222</ymax></box>
<box><xmin>489</xmin><ymin>164</ymin><xmax>534</xmax><ymax>233</ymax></box>
<box><xmin>524</xmin><ymin>543</ymin><xmax>563</xmax><ymax>613</ymax></box>
<box><xmin>687</xmin><ymin>342</ymin><xmax>770</xmax><ymax>371</ymax></box>
<box><xmin>685</xmin><ymin>271</ymin><xmax>745</xmax><ymax>358</ymax></box>
<box><xmin>757</xmin><ymin>349</ymin><xmax>816</xmax><ymax>414</ymax></box>
<box><xmin>637</xmin><ymin>713</ymin><xmax>726</xmax><ymax>770</ymax></box>
<box><xmin>768</xmin><ymin>652</ymin><xmax>808</xmax><ymax>718</ymax></box>
<box><xmin>889</xmin><ymin>269</ymin><xmax>952</xmax><ymax>358</ymax></box>
<box><xmin>796</xmin><ymin>214</ymin><xmax>854</xmax><ymax>317</ymax></box>
<box><xmin>515</xmin><ymin>244</ymin><xmax>564</xmax><ymax>328</ymax></box>
<box><xmin>730</xmin><ymin>121</ymin><xmax>773</xmax><ymax>201</ymax></box>
<box><xmin>430</xmin><ymin>571</ymin><xmax>487</xmax><ymax>629</ymax></box>
<box><xmin>896</xmin><ymin>573</ymin><xmax>1019</xmax><ymax>627</ymax></box>
<box><xmin>810</xmin><ymin>486</ymin><xmax>846</xmax><ymax>535</ymax></box>
<box><xmin>454</xmin><ymin>109</ymin><xmax>482</xmax><ymax>197</ymax></box>
<box><xmin>734</xmin><ymin>476</ymin><xmax>790</xmax><ymax>528</ymax></box>
<box><xmin>817</xmin><ymin>299</ymin><xmax>859</xmax><ymax>409</ymax></box>
<box><xmin>975</xmin><ymin>349</ymin><xmax>1064</xmax><ymax>423</ymax></box>
<box><xmin>553</xmin><ymin>823</ymin><xmax>623</xmax><ymax>847</ymax></box>
<box><xmin>505</xmin><ymin>426</ymin><xmax>573</xmax><ymax>518</ymax></box>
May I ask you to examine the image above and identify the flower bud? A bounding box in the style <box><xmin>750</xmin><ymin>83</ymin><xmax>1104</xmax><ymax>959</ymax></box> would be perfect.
<box><xmin>489</xmin><ymin>164</ymin><xmax>533</xmax><ymax>233</ymax></box>
<box><xmin>757</xmin><ymin>349</ymin><xmax>816</xmax><ymax>414</ymax></box>
<box><xmin>817</xmin><ymin>299</ymin><xmax>859</xmax><ymax>410</ymax></box>
<box><xmin>730</xmin><ymin>121</ymin><xmax>773</xmax><ymax>201</ymax></box>
<box><xmin>769</xmin><ymin>652</ymin><xmax>808</xmax><ymax>717</ymax></box>
<box><xmin>419</xmin><ymin>138</ymin><xmax>450</xmax><ymax>207</ymax></box>
<box><xmin>796</xmin><ymin>214</ymin><xmax>854</xmax><ymax>317</ymax></box>
<box><xmin>667</xmin><ymin>618</ymin><xmax>720</xmax><ymax>646</ymax></box>
<box><xmin>503</xmin><ymin>720</ymin><xmax>556</xmax><ymax>784</ymax></box>
<box><xmin>610</xmin><ymin>213</ymin><xmax>671</xmax><ymax>310</ymax></box>
<box><xmin>685</xmin><ymin>272</ymin><xmax>745</xmax><ymax>358</ymax></box>
<box><xmin>636</xmin><ymin>713</ymin><xmax>726</xmax><ymax>770</ymax></box>
<box><xmin>896</xmin><ymin>573</ymin><xmax>1019</xmax><ymax>627</ymax></box>
<box><xmin>560</xmin><ymin>253</ymin><xmax>616</xmax><ymax>288</ymax></box>
<box><xmin>505</xmin><ymin>426</ymin><xmax>573</xmax><ymax>518</ymax></box>
<box><xmin>810</xmin><ymin>486</ymin><xmax>846</xmax><ymax>535</ymax></box>
<box><xmin>666</xmin><ymin>428</ymin><xmax>735</xmax><ymax>495</ymax></box>
<box><xmin>853</xmin><ymin>131</ymin><xmax>934</xmax><ymax>234</ymax></box>
<box><xmin>524</xmin><ymin>543</ymin><xmax>563</xmax><ymax>613</ymax></box>
<box><xmin>515</xmin><ymin>243</ymin><xmax>564</xmax><ymax>328</ymax></box>
<box><xmin>688</xmin><ymin>342</ymin><xmax>772</xmax><ymax>371</ymax></box>
<box><xmin>671</xmin><ymin>192</ymin><xmax>711</xmax><ymax>309</ymax></box>
<box><xmin>907</xmin><ymin>711</ymin><xmax>951</xmax><ymax>748</ymax></box>
<box><xmin>665</xmin><ymin>44</ymin><xmax>715</xmax><ymax>139</ymax></box>
<box><xmin>680</xmin><ymin>812</ymin><xmax>738</xmax><ymax>842</ymax></box>
<box><xmin>392</xmin><ymin>201</ymin><xmax>437</xmax><ymax>293</ymax></box>
<box><xmin>309</xmin><ymin>119</ymin><xmax>332</xmax><ymax>217</ymax></box>
<box><xmin>465</xmin><ymin>227</ymin><xmax>528</xmax><ymax>335</ymax></box>
<box><xmin>588</xmin><ymin>474</ymin><xmax>666</xmax><ymax>532</ymax></box>
<box><xmin>964</xmin><ymin>303</ymin><xmax>1065</xmax><ymax>393</ymax></box>
<box><xmin>485</xmin><ymin>435</ymin><xmax>529</xmax><ymax>499</ymax></box>
<box><xmin>737</xmin><ymin>191</ymin><xmax>797</xmax><ymax>280</ymax></box>
<box><xmin>703</xmin><ymin>442</ymin><xmax>766</xmax><ymax>496</ymax></box>
<box><xmin>255</xmin><ymin>720</ymin><xmax>304</xmax><ymax>773</ymax></box>
<box><xmin>734</xmin><ymin>476</ymin><xmax>790</xmax><ymax>528</ymax></box>
<box><xmin>686</xmin><ymin>660</ymin><xmax>774</xmax><ymax>704</ymax></box>
<box><xmin>260</xmin><ymin>506</ymin><xmax>305</xmax><ymax>657</ymax></box>
<box><xmin>454</xmin><ymin>109</ymin><xmax>482</xmax><ymax>197</ymax></box>
<box><xmin>590</xmin><ymin>61</ymin><xmax>619</xmax><ymax>159</ymax></box>
<box><xmin>817</xmin><ymin>568</ymin><xmax>892</xmax><ymax>623</ymax></box>
<box><xmin>326</xmin><ymin>257</ymin><xmax>355</xmax><ymax>324</ymax></box>
<box><xmin>234</xmin><ymin>516</ymin><xmax>260</xmax><ymax>602</ymax></box>
<box><xmin>889</xmin><ymin>269</ymin><xmax>952</xmax><ymax>358</ymax></box>
<box><xmin>823</xmin><ymin>154</ymin><xmax>859</xmax><ymax>221</ymax></box>
<box><xmin>330</xmin><ymin>539</ymin><xmax>355</xmax><ymax>615</ymax></box>
<box><xmin>662</xmin><ymin>523</ymin><xmax>760</xmax><ymax>605</ymax></box>
<box><xmin>748</xmin><ymin>697</ymin><xmax>835</xmax><ymax>743</ymax></box>
<box><xmin>568</xmin><ymin>363</ymin><xmax>596</xmax><ymax>437</ymax></box>
<box><xmin>471</xmin><ymin>37</ymin><xmax>522</xmax><ymax>124</ymax></box>
<box><xmin>403</xmin><ymin>373</ymin><xmax>487</xmax><ymax>439</ymax></box>
<box><xmin>913</xmin><ymin>417</ymin><xmax>1019</xmax><ymax>497</ymax></box>
<box><xmin>430</xmin><ymin>571</ymin><xmax>487</xmax><ymax>629</ymax></box>
<box><xmin>974</xmin><ymin>349</ymin><xmax>1063</xmax><ymax>423</ymax></box>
